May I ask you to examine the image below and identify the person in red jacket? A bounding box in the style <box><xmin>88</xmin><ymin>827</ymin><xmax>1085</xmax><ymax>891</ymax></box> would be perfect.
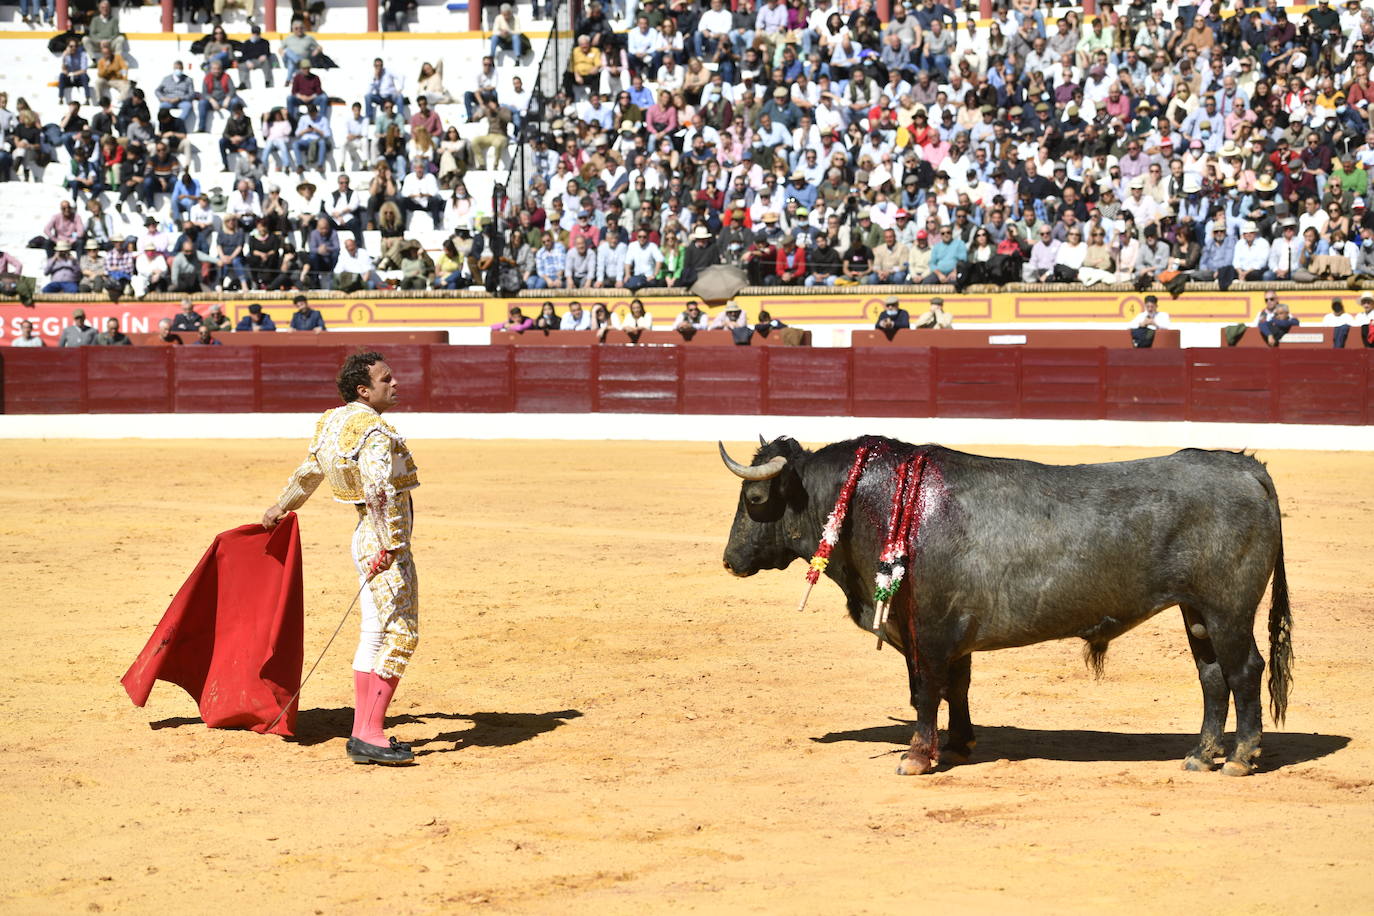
<box><xmin>772</xmin><ymin>233</ymin><xmax>807</xmax><ymax>285</ymax></box>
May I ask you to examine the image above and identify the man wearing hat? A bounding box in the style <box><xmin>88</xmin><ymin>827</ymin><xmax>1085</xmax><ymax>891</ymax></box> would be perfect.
<box><xmin>1268</xmin><ymin>218</ymin><xmax>1301</xmax><ymax>281</ymax></box>
<box><xmin>1232</xmin><ymin>220</ymin><xmax>1272</xmax><ymax>282</ymax></box>
<box><xmin>43</xmin><ymin>241</ymin><xmax>82</xmax><ymax>294</ymax></box>
<box><xmin>681</xmin><ymin>224</ymin><xmax>720</xmax><ymax>288</ymax></box>
<box><xmin>708</xmin><ymin>299</ymin><xmax>748</xmax><ymax>330</ymax></box>
<box><xmin>1193</xmin><ymin>222</ymin><xmax>1238</xmax><ymax>289</ymax></box>
<box><xmin>236</xmin><ymin>302</ymin><xmax>277</xmax><ymax>331</ymax></box>
<box><xmin>57</xmin><ymin>307</ymin><xmax>96</xmax><ymax>346</ymax></box>
<box><xmin>132</xmin><ymin>240</ymin><xmax>167</xmax><ymax>298</ymax></box>
<box><xmin>874</xmin><ymin>295</ymin><xmax>909</xmax><ymax>334</ymax></box>
<box><xmin>286</xmin><ymin>56</ymin><xmax>324</xmax><ymax>124</ymax></box>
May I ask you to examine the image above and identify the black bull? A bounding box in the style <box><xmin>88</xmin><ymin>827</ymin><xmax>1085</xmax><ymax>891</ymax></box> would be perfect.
<box><xmin>720</xmin><ymin>436</ymin><xmax>1293</xmax><ymax>777</ymax></box>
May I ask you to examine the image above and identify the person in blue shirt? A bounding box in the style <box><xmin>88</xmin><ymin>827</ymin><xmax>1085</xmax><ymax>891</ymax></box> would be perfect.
<box><xmin>236</xmin><ymin>302</ymin><xmax>277</xmax><ymax>331</ymax></box>
<box><xmin>925</xmin><ymin>225</ymin><xmax>967</xmax><ymax>285</ymax></box>
<box><xmin>289</xmin><ymin>294</ymin><xmax>327</xmax><ymax>332</ymax></box>
<box><xmin>1193</xmin><ymin>223</ymin><xmax>1238</xmax><ymax>290</ymax></box>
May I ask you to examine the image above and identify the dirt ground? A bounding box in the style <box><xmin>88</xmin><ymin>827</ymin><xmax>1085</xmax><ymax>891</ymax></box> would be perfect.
<box><xmin>1</xmin><ymin>438</ymin><xmax>1371</xmax><ymax>914</ymax></box>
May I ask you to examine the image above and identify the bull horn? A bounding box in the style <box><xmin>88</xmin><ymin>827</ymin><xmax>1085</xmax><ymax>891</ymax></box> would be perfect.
<box><xmin>719</xmin><ymin>442</ymin><xmax>788</xmax><ymax>480</ymax></box>
<box><xmin>759</xmin><ymin>434</ymin><xmax>768</xmax><ymax>446</ymax></box>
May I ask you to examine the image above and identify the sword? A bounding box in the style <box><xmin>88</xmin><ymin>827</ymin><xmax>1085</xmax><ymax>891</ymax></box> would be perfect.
<box><xmin>263</xmin><ymin>550</ymin><xmax>391</xmax><ymax>735</ymax></box>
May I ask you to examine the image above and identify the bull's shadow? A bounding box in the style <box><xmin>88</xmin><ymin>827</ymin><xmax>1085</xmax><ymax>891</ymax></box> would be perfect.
<box><xmin>812</xmin><ymin>718</ymin><xmax>1349</xmax><ymax>772</ymax></box>
<box><xmin>149</xmin><ymin>708</ymin><xmax>583</xmax><ymax>755</ymax></box>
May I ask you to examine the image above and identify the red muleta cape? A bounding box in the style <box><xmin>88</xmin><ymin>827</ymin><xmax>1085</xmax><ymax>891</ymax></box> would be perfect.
<box><xmin>122</xmin><ymin>515</ymin><xmax>305</xmax><ymax>736</ymax></box>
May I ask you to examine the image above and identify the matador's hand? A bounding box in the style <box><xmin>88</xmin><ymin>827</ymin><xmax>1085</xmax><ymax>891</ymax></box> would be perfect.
<box><xmin>261</xmin><ymin>505</ymin><xmax>288</xmax><ymax>530</ymax></box>
<box><xmin>367</xmin><ymin>549</ymin><xmax>394</xmax><ymax>579</ymax></box>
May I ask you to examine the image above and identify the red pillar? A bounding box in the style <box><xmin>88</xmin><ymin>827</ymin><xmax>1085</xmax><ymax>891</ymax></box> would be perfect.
<box><xmin>161</xmin><ymin>0</ymin><xmax>172</xmax><ymax>32</ymax></box>
<box><xmin>877</xmin><ymin>0</ymin><xmax>890</xmax><ymax>21</ymax></box>
<box><xmin>265</xmin><ymin>0</ymin><xmax>276</xmax><ymax>34</ymax></box>
<box><xmin>979</xmin><ymin>0</ymin><xmax>991</xmax><ymax>19</ymax></box>
<box><xmin>469</xmin><ymin>0</ymin><xmax>481</xmax><ymax>31</ymax></box>
<box><xmin>56</xmin><ymin>0</ymin><xmax>68</xmax><ymax>30</ymax></box>
<box><xmin>1082</xmin><ymin>0</ymin><xmax>1096</xmax><ymax>17</ymax></box>
<box><xmin>367</xmin><ymin>0</ymin><xmax>378</xmax><ymax>31</ymax></box>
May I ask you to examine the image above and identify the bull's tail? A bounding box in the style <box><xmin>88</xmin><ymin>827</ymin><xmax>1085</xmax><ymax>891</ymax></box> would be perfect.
<box><xmin>1267</xmin><ymin>536</ymin><xmax>1293</xmax><ymax>726</ymax></box>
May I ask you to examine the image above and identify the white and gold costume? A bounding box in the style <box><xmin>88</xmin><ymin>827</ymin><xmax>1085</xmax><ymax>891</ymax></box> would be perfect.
<box><xmin>277</xmin><ymin>401</ymin><xmax>421</xmax><ymax>679</ymax></box>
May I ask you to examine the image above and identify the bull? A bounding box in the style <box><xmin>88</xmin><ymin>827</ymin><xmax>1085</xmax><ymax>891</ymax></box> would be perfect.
<box><xmin>720</xmin><ymin>436</ymin><xmax>1293</xmax><ymax>777</ymax></box>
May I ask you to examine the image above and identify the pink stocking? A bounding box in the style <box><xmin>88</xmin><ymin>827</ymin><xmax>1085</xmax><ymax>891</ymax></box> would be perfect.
<box><xmin>355</xmin><ymin>671</ymin><xmax>400</xmax><ymax>746</ymax></box>
<box><xmin>351</xmin><ymin>669</ymin><xmax>370</xmax><ymax>740</ymax></box>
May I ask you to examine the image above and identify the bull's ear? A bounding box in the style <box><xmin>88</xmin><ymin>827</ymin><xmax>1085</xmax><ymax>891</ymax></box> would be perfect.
<box><xmin>759</xmin><ymin>434</ymin><xmax>768</xmax><ymax>447</ymax></box>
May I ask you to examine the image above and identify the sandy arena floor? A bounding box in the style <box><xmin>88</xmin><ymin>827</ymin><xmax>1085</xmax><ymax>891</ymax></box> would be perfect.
<box><xmin>1</xmin><ymin>438</ymin><xmax>1370</xmax><ymax>914</ymax></box>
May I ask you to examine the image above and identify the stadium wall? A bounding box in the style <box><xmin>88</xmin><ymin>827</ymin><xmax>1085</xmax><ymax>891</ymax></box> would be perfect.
<box><xmin>4</xmin><ymin>345</ymin><xmax>1372</xmax><ymax>426</ymax></box>
<box><xmin>1</xmin><ymin>287</ymin><xmax>1361</xmax><ymax>347</ymax></box>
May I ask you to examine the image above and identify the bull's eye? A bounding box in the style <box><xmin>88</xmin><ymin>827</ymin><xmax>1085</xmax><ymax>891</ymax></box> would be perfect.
<box><xmin>746</xmin><ymin>492</ymin><xmax>766</xmax><ymax>506</ymax></box>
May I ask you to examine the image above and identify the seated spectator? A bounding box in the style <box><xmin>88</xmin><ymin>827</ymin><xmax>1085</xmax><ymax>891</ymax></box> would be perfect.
<box><xmin>78</xmin><ymin>240</ymin><xmax>109</xmax><ymax>292</ymax></box>
<box><xmin>564</xmin><ymin>234</ymin><xmax>597</xmax><ymax>287</ymax></box>
<box><xmin>204</xmin><ymin>302</ymin><xmax>233</xmax><ymax>332</ymax></box>
<box><xmin>1129</xmin><ymin>295</ymin><xmax>1170</xmax><ymax>348</ymax></box>
<box><xmin>236</xmin><ymin>24</ymin><xmax>275</xmax><ymax>90</ymax></box>
<box><xmin>335</xmin><ymin>236</ymin><xmax>381</xmax><ymax>291</ymax></box>
<box><xmin>140</xmin><ymin>140</ymin><xmax>180</xmax><ymax>211</ymax></box>
<box><xmin>58</xmin><ymin>307</ymin><xmax>96</xmax><ymax>345</ymax></box>
<box><xmin>154</xmin><ymin>60</ymin><xmax>196</xmax><ymax>126</ymax></box>
<box><xmin>493</xmin><ymin>305</ymin><xmax>534</xmax><ymax>333</ymax></box>
<box><xmin>157</xmin><ymin>107</ymin><xmax>188</xmax><ymax>156</ymax></box>
<box><xmin>83</xmin><ymin>0</ymin><xmax>128</xmax><ymax>59</ymax></box>
<box><xmin>12</xmin><ymin>319</ymin><xmax>45</xmax><ymax>347</ymax></box>
<box><xmin>19</xmin><ymin>0</ymin><xmax>53</xmax><ymax>27</ymax></box>
<box><xmin>471</xmin><ymin>100</ymin><xmax>512</xmax><ymax>171</ymax></box>
<box><xmin>1259</xmin><ymin>304</ymin><xmax>1300</xmax><ymax>347</ymax></box>
<box><xmin>532</xmin><ymin>301</ymin><xmax>559</xmax><ymax>331</ymax></box>
<box><xmin>397</xmin><ymin>240</ymin><xmax>435</xmax><ymax>289</ymax></box>
<box><xmin>170</xmin><ymin>239</ymin><xmax>202</xmax><ymax>292</ymax></box>
<box><xmin>1232</xmin><ymin>221</ymin><xmax>1273</xmax><ymax>282</ymax></box>
<box><xmin>93</xmin><ymin>41</ymin><xmax>131</xmax><ymax>104</ymax></box>
<box><xmin>1322</xmin><ymin>298</ymin><xmax>1353</xmax><ymax>349</ymax></box>
<box><xmin>281</xmin><ymin>19</ymin><xmax>323</xmax><ymax>77</ymax></box>
<box><xmin>220</xmin><ymin>102</ymin><xmax>257</xmax><ymax>170</ymax></box>
<box><xmin>672</xmin><ymin>302</ymin><xmax>709</xmax><ymax>335</ymax></box>
<box><xmin>262</xmin><ymin>107</ymin><xmax>295</xmax><ymax>171</ymax></box>
<box><xmin>43</xmin><ymin>241</ymin><xmax>81</xmax><ymax>293</ymax></box>
<box><xmin>201</xmin><ymin>25</ymin><xmax>234</xmax><ymax>72</ymax></box>
<box><xmin>566</xmin><ymin>34</ymin><xmax>604</xmax><ymax>99</ymax></box>
<box><xmin>303</xmin><ymin>218</ymin><xmax>340</xmax><ymax>289</ymax></box>
<box><xmin>286</xmin><ymin>60</ymin><xmax>325</xmax><ymax>125</ymax></box>
<box><xmin>366</xmin><ymin>58</ymin><xmax>405</xmax><ymax>121</ymax></box>
<box><xmin>872</xmin><ymin>228</ymin><xmax>909</xmax><ymax>284</ymax></box>
<box><xmin>58</xmin><ymin>39</ymin><xmax>91</xmax><ymax>105</ymax></box>
<box><xmin>1052</xmin><ymin>228</ymin><xmax>1087</xmax><ymax>283</ymax></box>
<box><xmin>226</xmin><ymin>177</ymin><xmax>263</xmax><ymax>224</ymax></box>
<box><xmin>209</xmin><ymin>214</ymin><xmax>250</xmax><ymax>290</ymax></box>
<box><xmin>490</xmin><ymin>3</ymin><xmax>526</xmax><ymax>60</ymax></box>
<box><xmin>925</xmin><ymin>225</ymin><xmax>966</xmax><ymax>285</ymax></box>
<box><xmin>156</xmin><ymin>317</ymin><xmax>184</xmax><ymax>345</ymax></box>
<box><xmin>288</xmin><ymin>294</ymin><xmax>326</xmax><ymax>332</ymax></box>
<box><xmin>612</xmin><ymin>298</ymin><xmax>653</xmax><ymax>342</ymax></box>
<box><xmin>409</xmin><ymin>95</ymin><xmax>443</xmax><ymax>138</ymax></box>
<box><xmin>559</xmin><ymin>300</ymin><xmax>592</xmax><ymax>330</ymax></box>
<box><xmin>340</xmin><ymin>103</ymin><xmax>372</xmax><ymax>172</ymax></box>
<box><xmin>875</xmin><ymin>296</ymin><xmax>909</xmax><ymax>334</ymax></box>
<box><xmin>43</xmin><ymin>201</ymin><xmax>84</xmax><ymax>255</ymax></box>
<box><xmin>914</xmin><ymin>297</ymin><xmax>954</xmax><ymax>330</ymax></box>
<box><xmin>531</xmin><ymin>231</ymin><xmax>567</xmax><ymax>289</ymax></box>
<box><xmin>770</xmin><ymin>235</ymin><xmax>806</xmax><ymax>286</ymax></box>
<box><xmin>131</xmin><ymin>241</ymin><xmax>168</xmax><ymax>297</ymax></box>
<box><xmin>170</xmin><ymin>297</ymin><xmax>202</xmax><ymax>332</ymax></box>
<box><xmin>192</xmin><ymin>324</ymin><xmax>222</xmax><ymax>345</ymax></box>
<box><xmin>237</xmin><ymin>302</ymin><xmax>277</xmax><ymax>331</ymax></box>
<box><xmin>95</xmin><ymin>316</ymin><xmax>131</xmax><ymax>345</ymax></box>
<box><xmin>105</xmin><ymin>237</ymin><xmax>135</xmax><ymax>294</ymax></box>
<box><xmin>65</xmin><ymin>147</ymin><xmax>104</xmax><ymax>203</ymax></box>
<box><xmin>399</xmin><ymin>157</ymin><xmax>444</xmax><ymax>229</ymax></box>
<box><xmin>291</xmin><ymin>180</ymin><xmax>324</xmax><ymax>244</ymax></box>
<box><xmin>709</xmin><ymin>301</ymin><xmax>748</xmax><ymax>329</ymax></box>
<box><xmin>416</xmin><ymin>61</ymin><xmax>453</xmax><ymax>106</ymax></box>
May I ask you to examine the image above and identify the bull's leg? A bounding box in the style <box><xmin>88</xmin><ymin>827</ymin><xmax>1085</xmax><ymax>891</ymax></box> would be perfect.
<box><xmin>1211</xmin><ymin>622</ymin><xmax>1266</xmax><ymax>777</ymax></box>
<box><xmin>1181</xmin><ymin>605</ymin><xmax>1229</xmax><ymax>772</ymax></box>
<box><xmin>941</xmin><ymin>654</ymin><xmax>975</xmax><ymax>765</ymax></box>
<box><xmin>897</xmin><ymin>652</ymin><xmax>943</xmax><ymax>776</ymax></box>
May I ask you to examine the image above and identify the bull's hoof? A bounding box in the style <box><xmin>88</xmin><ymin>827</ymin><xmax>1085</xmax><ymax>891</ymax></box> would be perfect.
<box><xmin>1181</xmin><ymin>755</ymin><xmax>1216</xmax><ymax>772</ymax></box>
<box><xmin>941</xmin><ymin>746</ymin><xmax>973</xmax><ymax>766</ymax></box>
<box><xmin>1221</xmin><ymin>759</ymin><xmax>1255</xmax><ymax>777</ymax></box>
<box><xmin>896</xmin><ymin>754</ymin><xmax>935</xmax><ymax>776</ymax></box>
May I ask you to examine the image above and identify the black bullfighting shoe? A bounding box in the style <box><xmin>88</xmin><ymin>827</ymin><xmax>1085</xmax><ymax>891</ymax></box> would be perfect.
<box><xmin>346</xmin><ymin>736</ymin><xmax>416</xmax><ymax>765</ymax></box>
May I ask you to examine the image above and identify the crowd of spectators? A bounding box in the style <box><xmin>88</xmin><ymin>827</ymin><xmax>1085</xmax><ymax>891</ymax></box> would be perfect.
<box><xmin>8</xmin><ymin>0</ymin><xmax>1374</xmax><ymax>299</ymax></box>
<box><xmin>484</xmin><ymin>0</ymin><xmax>1374</xmax><ymax>295</ymax></box>
<box><xmin>0</xmin><ymin>3</ymin><xmax>536</xmax><ymax>293</ymax></box>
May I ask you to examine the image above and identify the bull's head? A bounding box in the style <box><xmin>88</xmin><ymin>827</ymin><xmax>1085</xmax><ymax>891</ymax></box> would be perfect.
<box><xmin>720</xmin><ymin>436</ymin><xmax>811</xmax><ymax>576</ymax></box>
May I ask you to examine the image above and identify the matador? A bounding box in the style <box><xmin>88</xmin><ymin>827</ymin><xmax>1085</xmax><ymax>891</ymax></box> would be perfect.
<box><xmin>262</xmin><ymin>350</ymin><xmax>421</xmax><ymax>765</ymax></box>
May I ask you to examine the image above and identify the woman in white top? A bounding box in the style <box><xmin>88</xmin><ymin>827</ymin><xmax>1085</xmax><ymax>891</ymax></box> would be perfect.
<box><xmin>1053</xmin><ymin>228</ymin><xmax>1088</xmax><ymax>281</ymax></box>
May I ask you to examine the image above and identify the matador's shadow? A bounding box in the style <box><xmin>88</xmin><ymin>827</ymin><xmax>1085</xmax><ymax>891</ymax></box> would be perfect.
<box><xmin>289</xmin><ymin>707</ymin><xmax>584</xmax><ymax>755</ymax></box>
<box><xmin>811</xmin><ymin>718</ymin><xmax>1349</xmax><ymax>773</ymax></box>
<box><xmin>148</xmin><ymin>708</ymin><xmax>583</xmax><ymax>755</ymax></box>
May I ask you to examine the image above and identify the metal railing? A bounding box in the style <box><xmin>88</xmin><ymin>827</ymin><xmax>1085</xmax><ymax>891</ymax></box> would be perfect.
<box><xmin>504</xmin><ymin>0</ymin><xmax>571</xmax><ymax>215</ymax></box>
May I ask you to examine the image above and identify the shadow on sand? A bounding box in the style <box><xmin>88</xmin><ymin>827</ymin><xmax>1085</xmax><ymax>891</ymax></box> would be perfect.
<box><xmin>811</xmin><ymin>718</ymin><xmax>1350</xmax><ymax>772</ymax></box>
<box><xmin>150</xmin><ymin>708</ymin><xmax>584</xmax><ymax>756</ymax></box>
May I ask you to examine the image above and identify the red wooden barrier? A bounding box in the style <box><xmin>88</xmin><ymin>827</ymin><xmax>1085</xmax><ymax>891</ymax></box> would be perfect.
<box><xmin>853</xmin><ymin>329</ymin><xmax>1182</xmax><ymax>349</ymax></box>
<box><xmin>429</xmin><ymin>346</ymin><xmax>514</xmax><ymax>413</ymax></box>
<box><xmin>4</xmin><ymin>346</ymin><xmax>1374</xmax><ymax>425</ymax></box>
<box><xmin>681</xmin><ymin>348</ymin><xmax>766</xmax><ymax>415</ymax></box>
<box><xmin>1</xmin><ymin>348</ymin><xmax>84</xmax><ymax>413</ymax></box>
<box><xmin>513</xmin><ymin>348</ymin><xmax>595</xmax><ymax>412</ymax></box>
<box><xmin>852</xmin><ymin>348</ymin><xmax>934</xmax><ymax>418</ymax></box>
